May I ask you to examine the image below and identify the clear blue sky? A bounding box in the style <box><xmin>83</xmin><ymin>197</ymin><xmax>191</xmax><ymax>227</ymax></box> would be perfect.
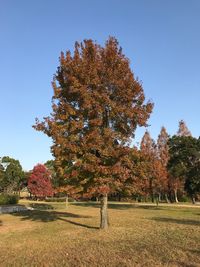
<box><xmin>1</xmin><ymin>0</ymin><xmax>200</xmax><ymax>170</ymax></box>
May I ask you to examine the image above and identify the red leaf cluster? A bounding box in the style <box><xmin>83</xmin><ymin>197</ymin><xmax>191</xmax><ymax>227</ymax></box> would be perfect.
<box><xmin>28</xmin><ymin>164</ymin><xmax>53</xmax><ymax>198</ymax></box>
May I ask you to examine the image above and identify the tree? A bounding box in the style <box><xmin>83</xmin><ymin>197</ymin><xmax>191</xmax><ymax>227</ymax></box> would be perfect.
<box><xmin>168</xmin><ymin>136</ymin><xmax>200</xmax><ymax>203</ymax></box>
<box><xmin>140</xmin><ymin>131</ymin><xmax>158</xmax><ymax>202</ymax></box>
<box><xmin>44</xmin><ymin>160</ymin><xmax>59</xmax><ymax>188</ymax></box>
<box><xmin>0</xmin><ymin>160</ymin><xmax>5</xmax><ymax>193</ymax></box>
<box><xmin>0</xmin><ymin>156</ymin><xmax>24</xmax><ymax>193</ymax></box>
<box><xmin>168</xmin><ymin>121</ymin><xmax>191</xmax><ymax>202</ymax></box>
<box><xmin>157</xmin><ymin>127</ymin><xmax>170</xmax><ymax>202</ymax></box>
<box><xmin>28</xmin><ymin>164</ymin><xmax>53</xmax><ymax>199</ymax></box>
<box><xmin>157</xmin><ymin>127</ymin><xmax>169</xmax><ymax>167</ymax></box>
<box><xmin>140</xmin><ymin>130</ymin><xmax>168</xmax><ymax>204</ymax></box>
<box><xmin>185</xmin><ymin>162</ymin><xmax>200</xmax><ymax>203</ymax></box>
<box><xmin>125</xmin><ymin>147</ymin><xmax>153</xmax><ymax>201</ymax></box>
<box><xmin>177</xmin><ymin>120</ymin><xmax>192</xmax><ymax>137</ymax></box>
<box><xmin>34</xmin><ymin>37</ymin><xmax>153</xmax><ymax>229</ymax></box>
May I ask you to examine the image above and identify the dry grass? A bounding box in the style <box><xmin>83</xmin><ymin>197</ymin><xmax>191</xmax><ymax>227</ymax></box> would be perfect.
<box><xmin>0</xmin><ymin>200</ymin><xmax>200</xmax><ymax>267</ymax></box>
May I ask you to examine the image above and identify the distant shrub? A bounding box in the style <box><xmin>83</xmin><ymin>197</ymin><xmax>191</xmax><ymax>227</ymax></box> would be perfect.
<box><xmin>179</xmin><ymin>195</ymin><xmax>190</xmax><ymax>202</ymax></box>
<box><xmin>0</xmin><ymin>194</ymin><xmax>19</xmax><ymax>205</ymax></box>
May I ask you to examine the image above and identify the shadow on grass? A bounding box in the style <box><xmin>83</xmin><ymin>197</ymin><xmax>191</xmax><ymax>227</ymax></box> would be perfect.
<box><xmin>151</xmin><ymin>217</ymin><xmax>200</xmax><ymax>226</ymax></box>
<box><xmin>170</xmin><ymin>261</ymin><xmax>197</xmax><ymax>267</ymax></box>
<box><xmin>11</xmin><ymin>210</ymin><xmax>98</xmax><ymax>229</ymax></box>
<box><xmin>29</xmin><ymin>203</ymin><xmax>54</xmax><ymax>210</ymax></box>
<box><xmin>188</xmin><ymin>248</ymin><xmax>200</xmax><ymax>255</ymax></box>
<box><xmin>59</xmin><ymin>217</ymin><xmax>99</xmax><ymax>229</ymax></box>
<box><xmin>72</xmin><ymin>202</ymin><xmax>163</xmax><ymax>211</ymax></box>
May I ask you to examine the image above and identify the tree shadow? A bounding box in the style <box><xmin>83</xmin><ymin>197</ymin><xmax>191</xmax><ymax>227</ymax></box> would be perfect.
<box><xmin>151</xmin><ymin>217</ymin><xmax>200</xmax><ymax>226</ymax></box>
<box><xmin>29</xmin><ymin>203</ymin><xmax>54</xmax><ymax>210</ymax></box>
<box><xmin>187</xmin><ymin>248</ymin><xmax>200</xmax><ymax>255</ymax></box>
<box><xmin>169</xmin><ymin>261</ymin><xmax>197</xmax><ymax>267</ymax></box>
<box><xmin>59</xmin><ymin>217</ymin><xmax>99</xmax><ymax>229</ymax></box>
<box><xmin>11</xmin><ymin>210</ymin><xmax>98</xmax><ymax>229</ymax></box>
<box><xmin>0</xmin><ymin>220</ymin><xmax>2</xmax><ymax>226</ymax></box>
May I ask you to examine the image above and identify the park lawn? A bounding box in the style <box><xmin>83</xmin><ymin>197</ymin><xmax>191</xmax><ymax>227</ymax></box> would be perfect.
<box><xmin>0</xmin><ymin>201</ymin><xmax>200</xmax><ymax>267</ymax></box>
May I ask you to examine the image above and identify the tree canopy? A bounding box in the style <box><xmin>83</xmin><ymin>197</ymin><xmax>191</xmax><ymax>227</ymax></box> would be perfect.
<box><xmin>0</xmin><ymin>156</ymin><xmax>24</xmax><ymax>193</ymax></box>
<box><xmin>34</xmin><ymin>37</ymin><xmax>153</xmax><ymax>228</ymax></box>
<box><xmin>168</xmin><ymin>135</ymin><xmax>200</xmax><ymax>202</ymax></box>
<box><xmin>28</xmin><ymin>164</ymin><xmax>53</xmax><ymax>199</ymax></box>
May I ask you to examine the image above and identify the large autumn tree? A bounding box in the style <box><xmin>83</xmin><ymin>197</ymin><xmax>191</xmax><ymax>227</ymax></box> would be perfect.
<box><xmin>34</xmin><ymin>37</ymin><xmax>153</xmax><ymax>229</ymax></box>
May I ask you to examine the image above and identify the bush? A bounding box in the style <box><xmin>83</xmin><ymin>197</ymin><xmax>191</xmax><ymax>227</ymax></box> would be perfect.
<box><xmin>179</xmin><ymin>195</ymin><xmax>190</xmax><ymax>202</ymax></box>
<box><xmin>0</xmin><ymin>194</ymin><xmax>19</xmax><ymax>205</ymax></box>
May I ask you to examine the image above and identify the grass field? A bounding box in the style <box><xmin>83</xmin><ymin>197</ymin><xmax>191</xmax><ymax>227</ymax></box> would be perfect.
<box><xmin>0</xmin><ymin>201</ymin><xmax>200</xmax><ymax>267</ymax></box>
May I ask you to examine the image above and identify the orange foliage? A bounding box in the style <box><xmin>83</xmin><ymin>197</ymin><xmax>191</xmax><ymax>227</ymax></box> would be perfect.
<box><xmin>33</xmin><ymin>37</ymin><xmax>153</xmax><ymax>197</ymax></box>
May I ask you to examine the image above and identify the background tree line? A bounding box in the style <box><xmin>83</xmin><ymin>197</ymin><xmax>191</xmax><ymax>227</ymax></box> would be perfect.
<box><xmin>137</xmin><ymin>120</ymin><xmax>200</xmax><ymax>204</ymax></box>
<box><xmin>1</xmin><ymin>119</ymin><xmax>199</xmax><ymax>206</ymax></box>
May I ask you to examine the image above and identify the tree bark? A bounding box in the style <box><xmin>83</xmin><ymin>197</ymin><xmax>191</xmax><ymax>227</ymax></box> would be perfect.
<box><xmin>149</xmin><ymin>179</ymin><xmax>154</xmax><ymax>203</ymax></box>
<box><xmin>155</xmin><ymin>193</ymin><xmax>160</xmax><ymax>206</ymax></box>
<box><xmin>156</xmin><ymin>196</ymin><xmax>159</xmax><ymax>206</ymax></box>
<box><xmin>151</xmin><ymin>194</ymin><xmax>154</xmax><ymax>203</ymax></box>
<box><xmin>165</xmin><ymin>193</ymin><xmax>170</xmax><ymax>203</ymax></box>
<box><xmin>192</xmin><ymin>196</ymin><xmax>196</xmax><ymax>204</ymax></box>
<box><xmin>174</xmin><ymin>189</ymin><xmax>178</xmax><ymax>203</ymax></box>
<box><xmin>100</xmin><ymin>194</ymin><xmax>109</xmax><ymax>229</ymax></box>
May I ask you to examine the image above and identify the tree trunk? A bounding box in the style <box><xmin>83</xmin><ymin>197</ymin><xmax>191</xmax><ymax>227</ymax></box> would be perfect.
<box><xmin>155</xmin><ymin>193</ymin><xmax>160</xmax><ymax>206</ymax></box>
<box><xmin>65</xmin><ymin>195</ymin><xmax>68</xmax><ymax>209</ymax></box>
<box><xmin>165</xmin><ymin>193</ymin><xmax>170</xmax><ymax>203</ymax></box>
<box><xmin>100</xmin><ymin>194</ymin><xmax>109</xmax><ymax>229</ymax></box>
<box><xmin>149</xmin><ymin>179</ymin><xmax>154</xmax><ymax>203</ymax></box>
<box><xmin>156</xmin><ymin>196</ymin><xmax>159</xmax><ymax>206</ymax></box>
<box><xmin>174</xmin><ymin>189</ymin><xmax>178</xmax><ymax>203</ymax></box>
<box><xmin>191</xmin><ymin>196</ymin><xmax>196</xmax><ymax>204</ymax></box>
